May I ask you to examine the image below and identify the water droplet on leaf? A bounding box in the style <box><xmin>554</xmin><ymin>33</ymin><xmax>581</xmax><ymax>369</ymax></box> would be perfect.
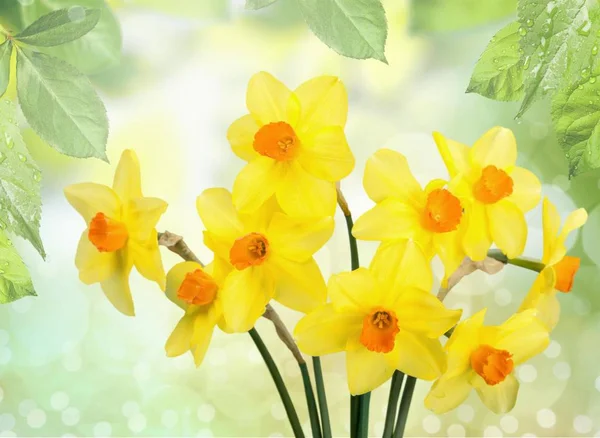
<box><xmin>582</xmin><ymin>67</ymin><xmax>591</xmax><ymax>78</ymax></box>
<box><xmin>17</xmin><ymin>153</ymin><xmax>26</xmax><ymax>162</ymax></box>
<box><xmin>33</xmin><ymin>172</ymin><xmax>41</xmax><ymax>182</ymax></box>
<box><xmin>590</xmin><ymin>76</ymin><xmax>597</xmax><ymax>84</ymax></box>
<box><xmin>526</xmin><ymin>19</ymin><xmax>534</xmax><ymax>27</ymax></box>
<box><xmin>523</xmin><ymin>56</ymin><xmax>531</xmax><ymax>69</ymax></box>
<box><xmin>593</xmin><ymin>45</ymin><xmax>598</xmax><ymax>55</ymax></box>
<box><xmin>577</xmin><ymin>21</ymin><xmax>592</xmax><ymax>36</ymax></box>
<box><xmin>519</xmin><ymin>26</ymin><xmax>528</xmax><ymax>36</ymax></box>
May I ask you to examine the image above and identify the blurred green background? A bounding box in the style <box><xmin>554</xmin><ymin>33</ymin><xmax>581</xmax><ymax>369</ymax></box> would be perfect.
<box><xmin>1</xmin><ymin>0</ymin><xmax>599</xmax><ymax>436</ymax></box>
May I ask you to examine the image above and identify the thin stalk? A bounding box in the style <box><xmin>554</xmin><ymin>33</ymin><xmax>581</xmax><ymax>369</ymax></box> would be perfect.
<box><xmin>487</xmin><ymin>249</ymin><xmax>545</xmax><ymax>272</ymax></box>
<box><xmin>300</xmin><ymin>363</ymin><xmax>322</xmax><ymax>438</ymax></box>
<box><xmin>393</xmin><ymin>376</ymin><xmax>417</xmax><ymax>438</ymax></box>
<box><xmin>382</xmin><ymin>371</ymin><xmax>405</xmax><ymax>438</ymax></box>
<box><xmin>344</xmin><ymin>214</ymin><xmax>360</xmax><ymax>270</ymax></box>
<box><xmin>350</xmin><ymin>395</ymin><xmax>359</xmax><ymax>438</ymax></box>
<box><xmin>357</xmin><ymin>392</ymin><xmax>371</xmax><ymax>438</ymax></box>
<box><xmin>312</xmin><ymin>357</ymin><xmax>332</xmax><ymax>438</ymax></box>
<box><xmin>249</xmin><ymin>328</ymin><xmax>305</xmax><ymax>438</ymax></box>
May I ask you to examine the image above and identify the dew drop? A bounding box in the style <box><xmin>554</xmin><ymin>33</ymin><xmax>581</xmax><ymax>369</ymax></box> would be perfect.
<box><xmin>519</xmin><ymin>26</ymin><xmax>528</xmax><ymax>36</ymax></box>
<box><xmin>547</xmin><ymin>2</ymin><xmax>557</xmax><ymax>16</ymax></box>
<box><xmin>493</xmin><ymin>58</ymin><xmax>499</xmax><ymax>63</ymax></box>
<box><xmin>523</xmin><ymin>56</ymin><xmax>531</xmax><ymax>69</ymax></box>
<box><xmin>582</xmin><ymin>67</ymin><xmax>591</xmax><ymax>78</ymax></box>
<box><xmin>590</xmin><ymin>76</ymin><xmax>597</xmax><ymax>84</ymax></box>
<box><xmin>593</xmin><ymin>45</ymin><xmax>599</xmax><ymax>55</ymax></box>
<box><xmin>526</xmin><ymin>19</ymin><xmax>534</xmax><ymax>27</ymax></box>
<box><xmin>541</xmin><ymin>23</ymin><xmax>551</xmax><ymax>34</ymax></box>
<box><xmin>540</xmin><ymin>36</ymin><xmax>548</xmax><ymax>48</ymax></box>
<box><xmin>33</xmin><ymin>171</ymin><xmax>41</xmax><ymax>182</ymax></box>
<box><xmin>577</xmin><ymin>21</ymin><xmax>591</xmax><ymax>36</ymax></box>
<box><xmin>0</xmin><ymin>269</ymin><xmax>5</xmax><ymax>275</ymax></box>
<box><xmin>579</xmin><ymin>84</ymin><xmax>585</xmax><ymax>90</ymax></box>
<box><xmin>518</xmin><ymin>48</ymin><xmax>524</xmax><ymax>54</ymax></box>
<box><xmin>4</xmin><ymin>132</ymin><xmax>13</xmax><ymax>149</ymax></box>
<box><xmin>17</xmin><ymin>153</ymin><xmax>26</xmax><ymax>163</ymax></box>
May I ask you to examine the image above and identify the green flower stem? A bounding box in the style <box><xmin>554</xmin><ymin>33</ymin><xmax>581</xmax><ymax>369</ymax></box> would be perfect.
<box><xmin>350</xmin><ymin>395</ymin><xmax>359</xmax><ymax>438</ymax></box>
<box><xmin>487</xmin><ymin>249</ymin><xmax>545</xmax><ymax>272</ymax></box>
<box><xmin>344</xmin><ymin>212</ymin><xmax>360</xmax><ymax>271</ymax></box>
<box><xmin>382</xmin><ymin>371</ymin><xmax>405</xmax><ymax>438</ymax></box>
<box><xmin>300</xmin><ymin>363</ymin><xmax>322</xmax><ymax>438</ymax></box>
<box><xmin>312</xmin><ymin>357</ymin><xmax>332</xmax><ymax>438</ymax></box>
<box><xmin>393</xmin><ymin>376</ymin><xmax>417</xmax><ymax>438</ymax></box>
<box><xmin>357</xmin><ymin>392</ymin><xmax>372</xmax><ymax>438</ymax></box>
<box><xmin>249</xmin><ymin>328</ymin><xmax>305</xmax><ymax>438</ymax></box>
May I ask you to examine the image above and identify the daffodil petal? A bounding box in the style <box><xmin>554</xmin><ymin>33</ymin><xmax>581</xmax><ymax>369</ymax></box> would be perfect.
<box><xmin>197</xmin><ymin>188</ymin><xmax>244</xmax><ymax>241</ymax></box>
<box><xmin>191</xmin><ymin>311</ymin><xmax>218</xmax><ymax>367</ymax></box>
<box><xmin>495</xmin><ymin>310</ymin><xmax>550</xmax><ymax>364</ymax></box>
<box><xmin>267</xmin><ymin>213</ymin><xmax>334</xmax><ymax>262</ymax></box>
<box><xmin>548</xmin><ymin>207</ymin><xmax>588</xmax><ymax>266</ymax></box>
<box><xmin>276</xmin><ymin>161</ymin><xmax>336</xmax><ymax>218</ymax></box>
<box><xmin>432</xmin><ymin>132</ymin><xmax>470</xmax><ymax>178</ymax></box>
<box><xmin>462</xmin><ymin>201</ymin><xmax>492</xmax><ymax>261</ymax></box>
<box><xmin>113</xmin><ymin>149</ymin><xmax>143</xmax><ymax>201</ymax></box>
<box><xmin>346</xmin><ymin>339</ymin><xmax>395</xmax><ymax>395</ymax></box>
<box><xmin>425</xmin><ymin>374</ymin><xmax>473</xmax><ymax>414</ymax></box>
<box><xmin>129</xmin><ymin>231</ymin><xmax>166</xmax><ymax>290</ymax></box>
<box><xmin>270</xmin><ymin>255</ymin><xmax>327</xmax><ymax>313</ymax></box>
<box><xmin>352</xmin><ymin>200</ymin><xmax>421</xmax><ymax>241</ymax></box>
<box><xmin>541</xmin><ymin>198</ymin><xmax>561</xmax><ymax>264</ymax></box>
<box><xmin>165</xmin><ymin>261</ymin><xmax>204</xmax><ymax>310</ymax></box>
<box><xmin>363</xmin><ymin>149</ymin><xmax>423</xmax><ymax>205</ymax></box>
<box><xmin>233</xmin><ymin>157</ymin><xmax>285</xmax><ymax>214</ymax></box>
<box><xmin>298</xmin><ymin>126</ymin><xmax>354</xmax><ymax>181</ymax></box>
<box><xmin>328</xmin><ymin>268</ymin><xmax>381</xmax><ymax>312</ymax></box>
<box><xmin>470</xmin><ymin>127</ymin><xmax>517</xmax><ymax>169</ymax></box>
<box><xmin>64</xmin><ymin>183</ymin><xmax>120</xmax><ymax>223</ymax></box>
<box><xmin>246</xmin><ymin>71</ymin><xmax>296</xmax><ymax>125</ymax></box>
<box><xmin>488</xmin><ymin>200</ymin><xmax>527</xmax><ymax>259</ymax></box>
<box><xmin>294</xmin><ymin>76</ymin><xmax>347</xmax><ymax>132</ymax></box>
<box><xmin>294</xmin><ymin>304</ymin><xmax>363</xmax><ymax>356</ymax></box>
<box><xmin>227</xmin><ymin>114</ymin><xmax>260</xmax><ymax>162</ymax></box>
<box><xmin>472</xmin><ymin>373</ymin><xmax>519</xmax><ymax>414</ymax></box>
<box><xmin>203</xmin><ymin>231</ymin><xmax>231</xmax><ymax>262</ymax></box>
<box><xmin>433</xmin><ymin>231</ymin><xmax>466</xmax><ymax>286</ymax></box>
<box><xmin>445</xmin><ymin>309</ymin><xmax>486</xmax><ymax>377</ymax></box>
<box><xmin>99</xmin><ymin>252</ymin><xmax>134</xmax><ymax>316</ymax></box>
<box><xmin>507</xmin><ymin>167</ymin><xmax>541</xmax><ymax>212</ymax></box>
<box><xmin>75</xmin><ymin>231</ymin><xmax>115</xmax><ymax>284</ymax></box>
<box><xmin>220</xmin><ymin>267</ymin><xmax>274</xmax><ymax>332</ymax></box>
<box><xmin>165</xmin><ymin>313</ymin><xmax>195</xmax><ymax>357</ymax></box>
<box><xmin>387</xmin><ymin>331</ymin><xmax>446</xmax><ymax>380</ymax></box>
<box><xmin>518</xmin><ymin>268</ymin><xmax>556</xmax><ymax>328</ymax></box>
<box><xmin>126</xmin><ymin>197</ymin><xmax>168</xmax><ymax>242</ymax></box>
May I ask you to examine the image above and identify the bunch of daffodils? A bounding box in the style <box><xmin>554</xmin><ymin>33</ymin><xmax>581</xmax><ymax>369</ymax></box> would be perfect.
<box><xmin>65</xmin><ymin>72</ymin><xmax>587</xmax><ymax>438</ymax></box>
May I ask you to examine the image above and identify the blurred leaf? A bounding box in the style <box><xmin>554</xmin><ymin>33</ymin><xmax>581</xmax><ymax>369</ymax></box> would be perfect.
<box><xmin>0</xmin><ymin>40</ymin><xmax>11</xmax><ymax>97</ymax></box>
<box><xmin>410</xmin><ymin>0</ymin><xmax>516</xmax><ymax>33</ymax></box>
<box><xmin>467</xmin><ymin>21</ymin><xmax>524</xmax><ymax>101</ymax></box>
<box><xmin>297</xmin><ymin>0</ymin><xmax>388</xmax><ymax>62</ymax></box>
<box><xmin>16</xmin><ymin>49</ymin><xmax>108</xmax><ymax>160</ymax></box>
<box><xmin>0</xmin><ymin>100</ymin><xmax>45</xmax><ymax>258</ymax></box>
<box><xmin>246</xmin><ymin>0</ymin><xmax>279</xmax><ymax>10</ymax></box>
<box><xmin>0</xmin><ymin>229</ymin><xmax>36</xmax><ymax>304</ymax></box>
<box><xmin>0</xmin><ymin>3</ymin><xmax>24</xmax><ymax>33</ymax></box>
<box><xmin>125</xmin><ymin>0</ymin><xmax>229</xmax><ymax>18</ymax></box>
<box><xmin>20</xmin><ymin>0</ymin><xmax>122</xmax><ymax>74</ymax></box>
<box><xmin>15</xmin><ymin>7</ymin><xmax>101</xmax><ymax>47</ymax></box>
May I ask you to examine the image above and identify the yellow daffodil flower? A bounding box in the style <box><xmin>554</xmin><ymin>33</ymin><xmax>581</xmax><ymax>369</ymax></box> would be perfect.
<box><xmin>164</xmin><ymin>259</ymin><xmax>232</xmax><ymax>366</ymax></box>
<box><xmin>227</xmin><ymin>72</ymin><xmax>355</xmax><ymax>218</ymax></box>
<box><xmin>352</xmin><ymin>149</ymin><xmax>466</xmax><ymax>285</ymax></box>
<box><xmin>425</xmin><ymin>308</ymin><xmax>549</xmax><ymax>414</ymax></box>
<box><xmin>434</xmin><ymin>127</ymin><xmax>541</xmax><ymax>261</ymax></box>
<box><xmin>519</xmin><ymin>198</ymin><xmax>587</xmax><ymax>330</ymax></box>
<box><xmin>64</xmin><ymin>150</ymin><xmax>167</xmax><ymax>316</ymax></box>
<box><xmin>196</xmin><ymin>188</ymin><xmax>333</xmax><ymax>332</ymax></box>
<box><xmin>294</xmin><ymin>241</ymin><xmax>461</xmax><ymax>395</ymax></box>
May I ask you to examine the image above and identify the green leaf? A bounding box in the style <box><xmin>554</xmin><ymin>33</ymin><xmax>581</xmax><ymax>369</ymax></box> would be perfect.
<box><xmin>20</xmin><ymin>0</ymin><xmax>122</xmax><ymax>74</ymax></box>
<box><xmin>517</xmin><ymin>0</ymin><xmax>600</xmax><ymax>117</ymax></box>
<box><xmin>0</xmin><ymin>230</ymin><xmax>36</xmax><ymax>304</ymax></box>
<box><xmin>551</xmin><ymin>77</ymin><xmax>600</xmax><ymax>176</ymax></box>
<box><xmin>15</xmin><ymin>7</ymin><xmax>101</xmax><ymax>47</ymax></box>
<box><xmin>0</xmin><ymin>40</ymin><xmax>12</xmax><ymax>97</ymax></box>
<box><xmin>16</xmin><ymin>48</ymin><xmax>108</xmax><ymax>160</ymax></box>
<box><xmin>467</xmin><ymin>21</ymin><xmax>525</xmax><ymax>101</ymax></box>
<box><xmin>246</xmin><ymin>0</ymin><xmax>278</xmax><ymax>10</ymax></box>
<box><xmin>410</xmin><ymin>0</ymin><xmax>517</xmax><ymax>33</ymax></box>
<box><xmin>296</xmin><ymin>0</ymin><xmax>388</xmax><ymax>62</ymax></box>
<box><xmin>0</xmin><ymin>100</ymin><xmax>45</xmax><ymax>258</ymax></box>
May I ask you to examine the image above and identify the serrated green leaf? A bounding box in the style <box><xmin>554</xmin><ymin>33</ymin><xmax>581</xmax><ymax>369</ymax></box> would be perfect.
<box><xmin>551</xmin><ymin>77</ymin><xmax>600</xmax><ymax>176</ymax></box>
<box><xmin>0</xmin><ymin>40</ymin><xmax>12</xmax><ymax>97</ymax></box>
<box><xmin>0</xmin><ymin>229</ymin><xmax>36</xmax><ymax>304</ymax></box>
<box><xmin>16</xmin><ymin>48</ymin><xmax>108</xmax><ymax>160</ymax></box>
<box><xmin>410</xmin><ymin>0</ymin><xmax>517</xmax><ymax>33</ymax></box>
<box><xmin>20</xmin><ymin>0</ymin><xmax>121</xmax><ymax>74</ymax></box>
<box><xmin>15</xmin><ymin>7</ymin><xmax>100</xmax><ymax>47</ymax></box>
<box><xmin>297</xmin><ymin>0</ymin><xmax>388</xmax><ymax>62</ymax></box>
<box><xmin>467</xmin><ymin>21</ymin><xmax>525</xmax><ymax>101</ymax></box>
<box><xmin>517</xmin><ymin>0</ymin><xmax>600</xmax><ymax>117</ymax></box>
<box><xmin>246</xmin><ymin>0</ymin><xmax>278</xmax><ymax>10</ymax></box>
<box><xmin>0</xmin><ymin>100</ymin><xmax>45</xmax><ymax>258</ymax></box>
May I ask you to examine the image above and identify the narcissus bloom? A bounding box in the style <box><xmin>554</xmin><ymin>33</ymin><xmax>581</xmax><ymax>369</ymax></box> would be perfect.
<box><xmin>352</xmin><ymin>149</ymin><xmax>466</xmax><ymax>284</ymax></box>
<box><xmin>519</xmin><ymin>198</ymin><xmax>587</xmax><ymax>330</ymax></box>
<box><xmin>227</xmin><ymin>72</ymin><xmax>355</xmax><ymax>218</ymax></box>
<box><xmin>197</xmin><ymin>188</ymin><xmax>333</xmax><ymax>332</ymax></box>
<box><xmin>294</xmin><ymin>241</ymin><xmax>461</xmax><ymax>395</ymax></box>
<box><xmin>64</xmin><ymin>150</ymin><xmax>167</xmax><ymax>316</ymax></box>
<box><xmin>434</xmin><ymin>127</ymin><xmax>541</xmax><ymax>261</ymax></box>
<box><xmin>164</xmin><ymin>260</ymin><xmax>232</xmax><ymax>366</ymax></box>
<box><xmin>425</xmin><ymin>309</ymin><xmax>549</xmax><ymax>414</ymax></box>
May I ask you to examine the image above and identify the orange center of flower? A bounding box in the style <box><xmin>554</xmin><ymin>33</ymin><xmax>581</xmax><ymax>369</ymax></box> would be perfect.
<box><xmin>470</xmin><ymin>344</ymin><xmax>514</xmax><ymax>386</ymax></box>
<box><xmin>553</xmin><ymin>256</ymin><xmax>581</xmax><ymax>293</ymax></box>
<box><xmin>229</xmin><ymin>232</ymin><xmax>270</xmax><ymax>270</ymax></box>
<box><xmin>88</xmin><ymin>212</ymin><xmax>128</xmax><ymax>252</ymax></box>
<box><xmin>253</xmin><ymin>122</ymin><xmax>300</xmax><ymax>161</ymax></box>
<box><xmin>421</xmin><ymin>188</ymin><xmax>463</xmax><ymax>233</ymax></box>
<box><xmin>359</xmin><ymin>307</ymin><xmax>400</xmax><ymax>354</ymax></box>
<box><xmin>177</xmin><ymin>269</ymin><xmax>218</xmax><ymax>306</ymax></box>
<box><xmin>473</xmin><ymin>165</ymin><xmax>514</xmax><ymax>204</ymax></box>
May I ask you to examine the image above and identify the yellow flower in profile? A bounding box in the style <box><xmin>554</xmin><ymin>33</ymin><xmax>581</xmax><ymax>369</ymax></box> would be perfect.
<box><xmin>425</xmin><ymin>309</ymin><xmax>549</xmax><ymax>414</ymax></box>
<box><xmin>352</xmin><ymin>149</ymin><xmax>466</xmax><ymax>284</ymax></box>
<box><xmin>434</xmin><ymin>127</ymin><xmax>541</xmax><ymax>261</ymax></box>
<box><xmin>294</xmin><ymin>241</ymin><xmax>461</xmax><ymax>395</ymax></box>
<box><xmin>164</xmin><ymin>259</ymin><xmax>232</xmax><ymax>366</ymax></box>
<box><xmin>227</xmin><ymin>72</ymin><xmax>355</xmax><ymax>218</ymax></box>
<box><xmin>519</xmin><ymin>198</ymin><xmax>587</xmax><ymax>330</ymax></box>
<box><xmin>197</xmin><ymin>188</ymin><xmax>333</xmax><ymax>332</ymax></box>
<box><xmin>64</xmin><ymin>150</ymin><xmax>167</xmax><ymax>316</ymax></box>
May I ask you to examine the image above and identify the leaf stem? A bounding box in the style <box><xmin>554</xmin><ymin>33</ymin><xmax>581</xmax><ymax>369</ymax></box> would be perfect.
<box><xmin>248</xmin><ymin>328</ymin><xmax>305</xmax><ymax>438</ymax></box>
<box><xmin>350</xmin><ymin>395</ymin><xmax>359</xmax><ymax>438</ymax></box>
<box><xmin>357</xmin><ymin>392</ymin><xmax>371</xmax><ymax>438</ymax></box>
<box><xmin>312</xmin><ymin>357</ymin><xmax>332</xmax><ymax>438</ymax></box>
<box><xmin>383</xmin><ymin>371</ymin><xmax>405</xmax><ymax>438</ymax></box>
<box><xmin>393</xmin><ymin>376</ymin><xmax>417</xmax><ymax>438</ymax></box>
<box><xmin>487</xmin><ymin>249</ymin><xmax>545</xmax><ymax>272</ymax></box>
<box><xmin>300</xmin><ymin>363</ymin><xmax>322</xmax><ymax>438</ymax></box>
